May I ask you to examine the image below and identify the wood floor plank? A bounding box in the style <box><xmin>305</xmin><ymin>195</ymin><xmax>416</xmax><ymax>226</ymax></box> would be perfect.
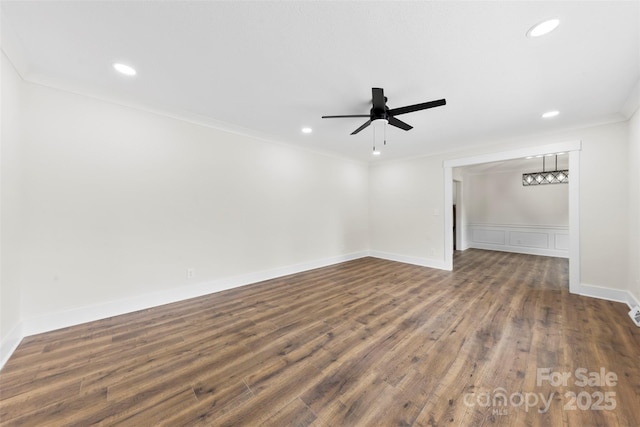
<box><xmin>1</xmin><ymin>251</ymin><xmax>639</xmax><ymax>426</ymax></box>
<box><xmin>262</xmin><ymin>397</ymin><xmax>317</xmax><ymax>427</ymax></box>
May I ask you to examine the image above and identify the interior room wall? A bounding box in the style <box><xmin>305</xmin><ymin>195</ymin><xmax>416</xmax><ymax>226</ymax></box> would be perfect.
<box><xmin>369</xmin><ymin>120</ymin><xmax>631</xmax><ymax>299</ymax></box>
<box><xmin>460</xmin><ymin>165</ymin><xmax>569</xmax><ymax>257</ymax></box>
<box><xmin>628</xmin><ymin>107</ymin><xmax>640</xmax><ymax>302</ymax></box>
<box><xmin>15</xmin><ymin>79</ymin><xmax>369</xmax><ymax>331</ymax></box>
<box><xmin>369</xmin><ymin>155</ymin><xmax>446</xmax><ymax>268</ymax></box>
<box><xmin>463</xmin><ymin>168</ymin><xmax>569</xmax><ymax>226</ymax></box>
<box><xmin>1</xmin><ymin>52</ymin><xmax>24</xmax><ymax>361</ymax></box>
<box><xmin>579</xmin><ymin>122</ymin><xmax>629</xmax><ymax>294</ymax></box>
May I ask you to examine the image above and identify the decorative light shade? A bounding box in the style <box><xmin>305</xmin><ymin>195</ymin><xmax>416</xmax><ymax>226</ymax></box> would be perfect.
<box><xmin>522</xmin><ymin>154</ymin><xmax>568</xmax><ymax>186</ymax></box>
<box><xmin>522</xmin><ymin>169</ymin><xmax>569</xmax><ymax>186</ymax></box>
<box><xmin>371</xmin><ymin>118</ymin><xmax>388</xmax><ymax>154</ymax></box>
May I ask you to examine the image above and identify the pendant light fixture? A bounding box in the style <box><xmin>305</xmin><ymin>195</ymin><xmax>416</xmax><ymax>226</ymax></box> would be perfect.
<box><xmin>522</xmin><ymin>155</ymin><xmax>569</xmax><ymax>186</ymax></box>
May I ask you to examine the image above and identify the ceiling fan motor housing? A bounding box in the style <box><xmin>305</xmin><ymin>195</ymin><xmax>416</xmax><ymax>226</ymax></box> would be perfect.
<box><xmin>371</xmin><ymin>107</ymin><xmax>388</xmax><ymax>121</ymax></box>
<box><xmin>322</xmin><ymin>87</ymin><xmax>446</xmax><ymax>136</ymax></box>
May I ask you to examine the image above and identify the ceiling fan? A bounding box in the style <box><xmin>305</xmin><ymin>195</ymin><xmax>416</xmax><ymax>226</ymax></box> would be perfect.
<box><xmin>322</xmin><ymin>87</ymin><xmax>446</xmax><ymax>135</ymax></box>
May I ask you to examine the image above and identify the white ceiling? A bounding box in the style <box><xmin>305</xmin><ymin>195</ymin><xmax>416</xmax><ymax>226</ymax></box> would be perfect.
<box><xmin>1</xmin><ymin>1</ymin><xmax>638</xmax><ymax>162</ymax></box>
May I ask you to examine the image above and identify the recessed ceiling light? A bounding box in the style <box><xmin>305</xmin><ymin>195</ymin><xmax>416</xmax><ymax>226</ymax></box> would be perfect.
<box><xmin>527</xmin><ymin>19</ymin><xmax>560</xmax><ymax>38</ymax></box>
<box><xmin>113</xmin><ymin>62</ymin><xmax>136</xmax><ymax>76</ymax></box>
<box><xmin>542</xmin><ymin>110</ymin><xmax>560</xmax><ymax>119</ymax></box>
<box><xmin>301</xmin><ymin>127</ymin><xmax>312</xmax><ymax>134</ymax></box>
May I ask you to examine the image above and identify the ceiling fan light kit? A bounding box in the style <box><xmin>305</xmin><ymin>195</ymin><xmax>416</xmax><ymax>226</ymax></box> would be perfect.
<box><xmin>322</xmin><ymin>87</ymin><xmax>446</xmax><ymax>153</ymax></box>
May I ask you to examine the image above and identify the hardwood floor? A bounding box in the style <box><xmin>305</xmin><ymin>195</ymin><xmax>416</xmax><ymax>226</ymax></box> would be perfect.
<box><xmin>1</xmin><ymin>250</ymin><xmax>639</xmax><ymax>426</ymax></box>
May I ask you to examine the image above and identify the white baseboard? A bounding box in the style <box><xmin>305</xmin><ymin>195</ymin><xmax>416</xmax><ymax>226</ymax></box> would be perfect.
<box><xmin>1</xmin><ymin>251</ymin><xmax>368</xmax><ymax>370</ymax></box>
<box><xmin>630</xmin><ymin>291</ymin><xmax>640</xmax><ymax>309</ymax></box>
<box><xmin>21</xmin><ymin>251</ymin><xmax>370</xmax><ymax>337</ymax></box>
<box><xmin>369</xmin><ymin>250</ymin><xmax>449</xmax><ymax>270</ymax></box>
<box><xmin>0</xmin><ymin>322</ymin><xmax>23</xmax><ymax>370</ymax></box>
<box><xmin>579</xmin><ymin>283</ymin><xmax>640</xmax><ymax>310</ymax></box>
<box><xmin>468</xmin><ymin>243</ymin><xmax>569</xmax><ymax>258</ymax></box>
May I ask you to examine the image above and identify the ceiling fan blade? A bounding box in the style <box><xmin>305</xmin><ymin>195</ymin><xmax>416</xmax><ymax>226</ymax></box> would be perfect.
<box><xmin>372</xmin><ymin>88</ymin><xmax>385</xmax><ymax>111</ymax></box>
<box><xmin>388</xmin><ymin>98</ymin><xmax>446</xmax><ymax>116</ymax></box>
<box><xmin>351</xmin><ymin>120</ymin><xmax>372</xmax><ymax>135</ymax></box>
<box><xmin>388</xmin><ymin>116</ymin><xmax>413</xmax><ymax>131</ymax></box>
<box><xmin>322</xmin><ymin>114</ymin><xmax>371</xmax><ymax>119</ymax></box>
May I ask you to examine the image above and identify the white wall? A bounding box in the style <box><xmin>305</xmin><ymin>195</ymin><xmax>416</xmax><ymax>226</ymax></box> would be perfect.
<box><xmin>629</xmin><ymin>107</ymin><xmax>640</xmax><ymax>303</ymax></box>
<box><xmin>579</xmin><ymin>123</ymin><xmax>629</xmax><ymax>293</ymax></box>
<box><xmin>12</xmin><ymin>79</ymin><xmax>369</xmax><ymax>333</ymax></box>
<box><xmin>463</xmin><ymin>168</ymin><xmax>568</xmax><ymax>226</ymax></box>
<box><xmin>1</xmin><ymin>52</ymin><xmax>24</xmax><ymax>362</ymax></box>
<box><xmin>369</xmin><ymin>155</ymin><xmax>446</xmax><ymax>268</ymax></box>
<box><xmin>460</xmin><ymin>165</ymin><xmax>569</xmax><ymax>257</ymax></box>
<box><xmin>370</xmin><ymin>121</ymin><xmax>631</xmax><ymax>298</ymax></box>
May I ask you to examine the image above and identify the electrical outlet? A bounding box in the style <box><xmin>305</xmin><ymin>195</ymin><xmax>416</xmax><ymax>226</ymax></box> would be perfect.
<box><xmin>187</xmin><ymin>268</ymin><xmax>195</xmax><ymax>279</ymax></box>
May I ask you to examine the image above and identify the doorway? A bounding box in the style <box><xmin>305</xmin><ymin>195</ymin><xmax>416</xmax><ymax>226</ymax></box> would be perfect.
<box><xmin>452</xmin><ymin>180</ymin><xmax>462</xmax><ymax>251</ymax></box>
<box><xmin>443</xmin><ymin>140</ymin><xmax>581</xmax><ymax>294</ymax></box>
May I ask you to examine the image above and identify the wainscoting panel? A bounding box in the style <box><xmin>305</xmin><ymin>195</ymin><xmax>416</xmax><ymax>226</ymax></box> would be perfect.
<box><xmin>467</xmin><ymin>224</ymin><xmax>569</xmax><ymax>258</ymax></box>
<box><xmin>555</xmin><ymin>233</ymin><xmax>570</xmax><ymax>251</ymax></box>
<box><xmin>509</xmin><ymin>231</ymin><xmax>548</xmax><ymax>249</ymax></box>
<box><xmin>471</xmin><ymin>229</ymin><xmax>506</xmax><ymax>245</ymax></box>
